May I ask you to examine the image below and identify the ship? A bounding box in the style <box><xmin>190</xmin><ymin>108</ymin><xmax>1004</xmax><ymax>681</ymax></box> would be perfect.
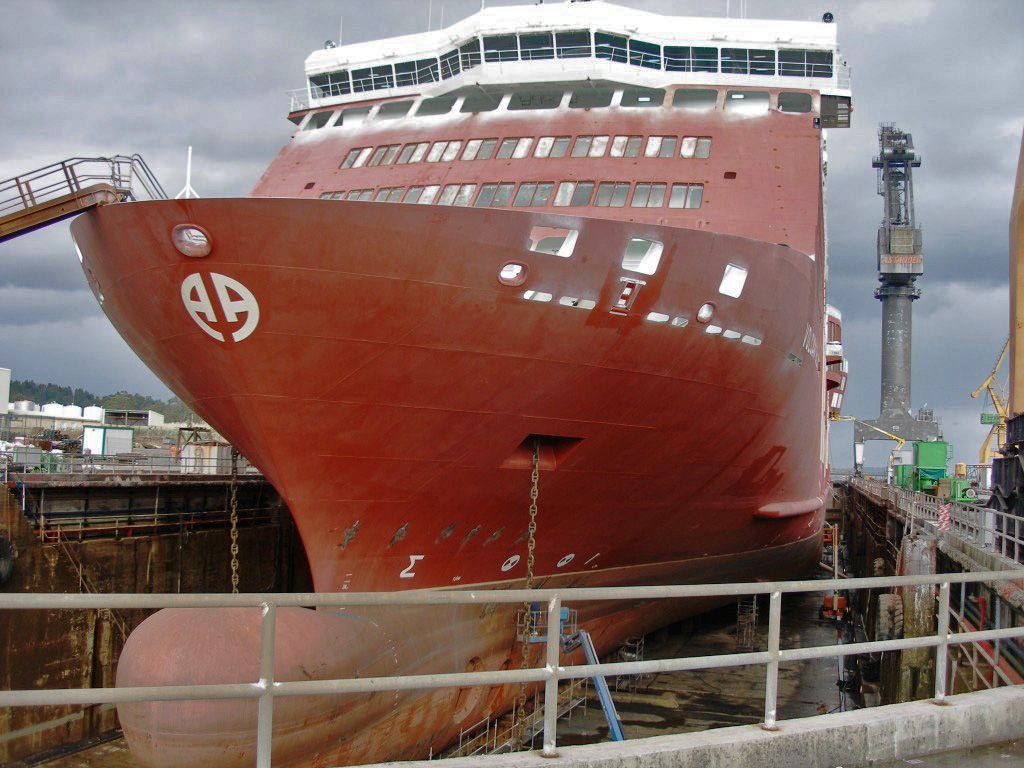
<box><xmin>68</xmin><ymin>2</ymin><xmax>852</xmax><ymax>765</ymax></box>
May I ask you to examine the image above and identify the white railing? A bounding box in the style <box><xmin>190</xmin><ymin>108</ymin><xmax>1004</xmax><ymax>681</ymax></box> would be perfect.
<box><xmin>3</xmin><ymin>570</ymin><xmax>1024</xmax><ymax>766</ymax></box>
<box><xmin>851</xmin><ymin>476</ymin><xmax>1022</xmax><ymax>562</ymax></box>
<box><xmin>6</xmin><ymin>451</ymin><xmax>261</xmax><ymax>478</ymax></box>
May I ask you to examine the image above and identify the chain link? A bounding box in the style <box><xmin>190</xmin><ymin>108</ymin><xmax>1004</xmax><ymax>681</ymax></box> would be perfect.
<box><xmin>515</xmin><ymin>440</ymin><xmax>541</xmax><ymax>747</ymax></box>
<box><xmin>229</xmin><ymin>448</ymin><xmax>240</xmax><ymax>594</ymax></box>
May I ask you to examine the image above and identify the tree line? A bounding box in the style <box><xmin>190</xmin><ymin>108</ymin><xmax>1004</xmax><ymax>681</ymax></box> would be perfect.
<box><xmin>10</xmin><ymin>379</ymin><xmax>195</xmax><ymax>423</ymax></box>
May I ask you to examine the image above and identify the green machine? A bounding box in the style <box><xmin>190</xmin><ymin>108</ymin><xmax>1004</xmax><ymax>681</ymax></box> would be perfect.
<box><xmin>912</xmin><ymin>440</ymin><xmax>948</xmax><ymax>493</ymax></box>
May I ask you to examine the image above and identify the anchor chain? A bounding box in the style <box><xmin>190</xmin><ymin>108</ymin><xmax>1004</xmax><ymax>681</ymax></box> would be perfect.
<box><xmin>229</xmin><ymin>448</ymin><xmax>240</xmax><ymax>594</ymax></box>
<box><xmin>516</xmin><ymin>440</ymin><xmax>541</xmax><ymax>747</ymax></box>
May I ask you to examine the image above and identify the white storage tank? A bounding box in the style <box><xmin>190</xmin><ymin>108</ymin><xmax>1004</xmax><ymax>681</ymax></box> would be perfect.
<box><xmin>12</xmin><ymin>400</ymin><xmax>37</xmax><ymax>412</ymax></box>
<box><xmin>41</xmin><ymin>402</ymin><xmax>63</xmax><ymax>416</ymax></box>
<box><xmin>62</xmin><ymin>405</ymin><xmax>83</xmax><ymax>418</ymax></box>
<box><xmin>83</xmin><ymin>405</ymin><xmax>105</xmax><ymax>422</ymax></box>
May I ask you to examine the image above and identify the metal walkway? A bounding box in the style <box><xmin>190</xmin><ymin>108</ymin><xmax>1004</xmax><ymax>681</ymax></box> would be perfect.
<box><xmin>0</xmin><ymin>155</ymin><xmax>165</xmax><ymax>243</ymax></box>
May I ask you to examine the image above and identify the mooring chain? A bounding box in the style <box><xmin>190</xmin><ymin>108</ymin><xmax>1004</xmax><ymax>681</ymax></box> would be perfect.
<box><xmin>516</xmin><ymin>440</ymin><xmax>541</xmax><ymax>746</ymax></box>
<box><xmin>229</xmin><ymin>448</ymin><xmax>240</xmax><ymax>594</ymax></box>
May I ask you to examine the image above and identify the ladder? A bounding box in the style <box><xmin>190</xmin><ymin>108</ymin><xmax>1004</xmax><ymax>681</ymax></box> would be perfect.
<box><xmin>0</xmin><ymin>155</ymin><xmax>166</xmax><ymax>244</ymax></box>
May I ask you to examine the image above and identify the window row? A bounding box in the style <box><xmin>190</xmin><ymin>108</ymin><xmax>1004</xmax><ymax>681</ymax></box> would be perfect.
<box><xmin>303</xmin><ymin>86</ymin><xmax>814</xmax><ymax>130</ymax></box>
<box><xmin>307</xmin><ymin>29</ymin><xmax>835</xmax><ymax>98</ymax></box>
<box><xmin>319</xmin><ymin>180</ymin><xmax>704</xmax><ymax>210</ymax></box>
<box><xmin>340</xmin><ymin>134</ymin><xmax>712</xmax><ymax>169</ymax></box>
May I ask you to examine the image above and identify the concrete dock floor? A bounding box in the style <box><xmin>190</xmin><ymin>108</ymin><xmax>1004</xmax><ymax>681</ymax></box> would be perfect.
<box><xmin>875</xmin><ymin>739</ymin><xmax>1024</xmax><ymax>767</ymax></box>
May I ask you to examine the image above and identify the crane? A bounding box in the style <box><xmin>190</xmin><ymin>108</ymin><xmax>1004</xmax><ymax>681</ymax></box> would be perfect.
<box><xmin>831</xmin><ymin>415</ymin><xmax>906</xmax><ymax>477</ymax></box>
<box><xmin>971</xmin><ymin>338</ymin><xmax>1009</xmax><ymax>466</ymax></box>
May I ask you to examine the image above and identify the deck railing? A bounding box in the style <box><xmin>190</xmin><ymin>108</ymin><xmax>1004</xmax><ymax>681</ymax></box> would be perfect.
<box><xmin>3</xmin><ymin>569</ymin><xmax>1024</xmax><ymax>766</ymax></box>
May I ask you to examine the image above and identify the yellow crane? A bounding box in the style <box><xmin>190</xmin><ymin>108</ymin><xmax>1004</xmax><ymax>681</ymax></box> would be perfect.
<box><xmin>970</xmin><ymin>338</ymin><xmax>1009</xmax><ymax>466</ymax></box>
<box><xmin>830</xmin><ymin>415</ymin><xmax>906</xmax><ymax>473</ymax></box>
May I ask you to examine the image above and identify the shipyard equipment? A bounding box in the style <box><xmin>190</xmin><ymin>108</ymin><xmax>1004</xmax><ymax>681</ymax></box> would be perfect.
<box><xmin>854</xmin><ymin>125</ymin><xmax>939</xmax><ymax>471</ymax></box>
<box><xmin>971</xmin><ymin>339</ymin><xmax>1009</xmax><ymax>467</ymax></box>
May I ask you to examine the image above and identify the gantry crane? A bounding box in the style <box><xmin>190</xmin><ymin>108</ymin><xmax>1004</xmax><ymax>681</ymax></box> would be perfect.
<box><xmin>833</xmin><ymin>415</ymin><xmax>906</xmax><ymax>476</ymax></box>
<box><xmin>971</xmin><ymin>338</ymin><xmax>1010</xmax><ymax>466</ymax></box>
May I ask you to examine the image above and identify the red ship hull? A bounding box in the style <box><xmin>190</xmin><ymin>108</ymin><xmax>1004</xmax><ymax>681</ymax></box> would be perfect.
<box><xmin>71</xmin><ymin>197</ymin><xmax>826</xmax><ymax>765</ymax></box>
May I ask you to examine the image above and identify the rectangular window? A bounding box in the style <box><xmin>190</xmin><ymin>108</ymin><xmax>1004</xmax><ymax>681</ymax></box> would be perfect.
<box><xmin>386</xmin><ymin>187</ymin><xmax>405</xmax><ymax>203</ymax></box>
<box><xmin>427</xmin><ymin>141</ymin><xmax>448</xmax><ymax>162</ymax></box>
<box><xmin>610</xmin><ymin>136</ymin><xmax>642</xmax><ymax>158</ymax></box>
<box><xmin>508</xmin><ymin>89</ymin><xmax>562</xmax><ymax>111</ymax></box>
<box><xmin>419</xmin><ymin>185</ymin><xmax>440</xmax><ymax>204</ymax></box>
<box><xmin>534</xmin><ymin>137</ymin><xmax>555</xmax><ymax>158</ymax></box>
<box><xmin>725</xmin><ymin>90</ymin><xmax>770</xmax><ymax>114</ymax></box>
<box><xmin>550</xmin><ymin>137</ymin><xmax>571</xmax><ymax>158</ymax></box>
<box><xmin>594</xmin><ymin>32</ymin><xmax>627</xmax><ymax>63</ymax></box>
<box><xmin>483</xmin><ymin>34</ymin><xmax>518</xmax><ymax>62</ymax></box>
<box><xmin>453</xmin><ymin>184</ymin><xmax>477</xmax><ymax>206</ymax></box>
<box><xmin>594</xmin><ymin>182</ymin><xmax>630</xmax><ymax>207</ymax></box>
<box><xmin>780</xmin><ymin>49</ymin><xmax>833</xmax><ymax>78</ymax></box>
<box><xmin>341</xmin><ymin>147</ymin><xmax>367</xmax><ymax>169</ymax></box>
<box><xmin>475</xmin><ymin>183</ymin><xmax>498</xmax><ymax>207</ymax></box>
<box><xmin>571</xmin><ymin>136</ymin><xmax>592</xmax><ymax>158</ymax></box>
<box><xmin>749</xmin><ymin>49</ymin><xmax>775</xmax><ymax>75</ymax></box>
<box><xmin>622</xmin><ymin>238</ymin><xmax>664</xmax><ymax>275</ymax></box>
<box><xmin>378</xmin><ymin>101</ymin><xmax>413</xmax><ymax>120</ymax></box>
<box><xmin>462</xmin><ymin>139</ymin><xmax>483</xmax><ymax>161</ymax></box>
<box><xmin>686</xmin><ymin>184</ymin><xmax>704</xmax><ymax>208</ymax></box>
<box><xmin>669</xmin><ymin>183</ymin><xmax>705</xmax><ymax>209</ymax></box>
<box><xmin>695</xmin><ymin>137</ymin><xmax>712</xmax><ymax>158</ymax></box>
<box><xmin>528</xmin><ymin>226</ymin><xmax>578</xmax><ymax>257</ymax></box>
<box><xmin>309</xmin><ymin>70</ymin><xmax>351</xmax><ymax>98</ymax></box>
<box><xmin>556</xmin><ymin>30</ymin><xmax>591</xmax><ymax>59</ymax></box>
<box><xmin>513</xmin><ymin>183</ymin><xmax>537</xmax><ymax>207</ymax></box>
<box><xmin>404</xmin><ymin>186</ymin><xmax>424</xmax><ymax>203</ymax></box>
<box><xmin>645</xmin><ymin>136</ymin><xmax>677</xmax><ymax>158</ymax></box>
<box><xmin>680</xmin><ymin>137</ymin><xmax>697</xmax><ymax>159</ymax></box>
<box><xmin>779</xmin><ymin>92</ymin><xmax>813</xmax><ymax>113</ymax></box>
<box><xmin>621</xmin><ymin>87</ymin><xmax>665</xmax><ymax>108</ymax></box>
<box><xmin>673</xmin><ymin>89</ymin><xmax>717</xmax><ymax>110</ymax></box>
<box><xmin>396</xmin><ymin>144</ymin><xmax>418</xmax><ymax>164</ymax></box>
<box><xmin>380</xmin><ymin>145</ymin><xmax>400</xmax><ymax>165</ymax></box>
<box><xmin>628</xmin><ymin>39</ymin><xmax>661</xmax><ymax>69</ymax></box>
<box><xmin>461</xmin><ymin>92</ymin><xmax>502</xmax><ymax>113</ymax></box>
<box><xmin>511</xmin><ymin>137</ymin><xmax>533</xmax><ymax>159</ymax></box>
<box><xmin>722</xmin><ymin>48</ymin><xmax>775</xmax><ymax>75</ymax></box>
<box><xmin>439</xmin><ymin>49</ymin><xmax>461</xmax><ymax>79</ymax></box>
<box><xmin>553</xmin><ymin>182</ymin><xmax>575</xmax><ymax>207</ymax></box>
<box><xmin>441</xmin><ymin>141</ymin><xmax>463</xmax><ymax>162</ymax></box>
<box><xmin>367</xmin><ymin>146</ymin><xmax>388</xmax><ymax>167</ymax></box>
<box><xmin>415</xmin><ymin>58</ymin><xmax>440</xmax><ymax>84</ymax></box>
<box><xmin>519</xmin><ymin>32</ymin><xmax>554</xmax><ymax>61</ymax></box>
<box><xmin>630</xmin><ymin>183</ymin><xmax>667</xmax><ymax>208</ymax></box>
<box><xmin>477</xmin><ymin>138</ymin><xmax>497</xmax><ymax>160</ymax></box>
<box><xmin>410</xmin><ymin>143</ymin><xmax>429</xmax><ymax>163</ymax></box>
<box><xmin>373</xmin><ymin>188</ymin><xmax>390</xmax><ymax>202</ymax></box>
<box><xmin>570</xmin><ymin>181</ymin><xmax>594</xmax><ymax>206</ymax></box>
<box><xmin>664</xmin><ymin>46</ymin><xmax>718</xmax><ymax>73</ymax></box>
<box><xmin>589</xmin><ymin>136</ymin><xmax>609</xmax><ymax>157</ymax></box>
<box><xmin>568</xmin><ymin>88</ymin><xmax>614</xmax><ymax>109</ymax></box>
<box><xmin>496</xmin><ymin>138</ymin><xmax>520</xmax><ymax>159</ymax></box>
<box><xmin>491</xmin><ymin>182</ymin><xmax>515</xmax><ymax>207</ymax></box>
<box><xmin>438</xmin><ymin>184</ymin><xmax>459</xmax><ymax>205</ymax></box>
<box><xmin>460</xmin><ymin>39</ymin><xmax>482</xmax><ymax>70</ymax></box>
<box><xmin>394</xmin><ymin>61</ymin><xmax>419</xmax><ymax>88</ymax></box>
<box><xmin>417</xmin><ymin>95</ymin><xmax>457</xmax><ymax>116</ymax></box>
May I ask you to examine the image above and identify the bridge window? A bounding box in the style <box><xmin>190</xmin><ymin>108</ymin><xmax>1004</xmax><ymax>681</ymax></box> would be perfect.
<box><xmin>779</xmin><ymin>49</ymin><xmax>833</xmax><ymax>78</ymax></box>
<box><xmin>779</xmin><ymin>92</ymin><xmax>813</xmax><ymax>113</ymax></box>
<box><xmin>509</xmin><ymin>89</ymin><xmax>562</xmax><ymax>110</ymax></box>
<box><xmin>378</xmin><ymin>101</ymin><xmax>413</xmax><ymax>120</ymax></box>
<box><xmin>673</xmin><ymin>89</ymin><xmax>717</xmax><ymax>110</ymax></box>
<box><xmin>303</xmin><ymin>111</ymin><xmax>334</xmax><ymax>131</ymax></box>
<box><xmin>484</xmin><ymin>35</ymin><xmax>518</xmax><ymax>62</ymax></box>
<box><xmin>595</xmin><ymin>32</ymin><xmax>627</xmax><ymax>63</ymax></box>
<box><xmin>621</xmin><ymin>87</ymin><xmax>665</xmax><ymax>108</ymax></box>
<box><xmin>664</xmin><ymin>46</ymin><xmax>718</xmax><ymax>73</ymax></box>
<box><xmin>629</xmin><ymin>39</ymin><xmax>661</xmax><ymax>69</ymax></box>
<box><xmin>722</xmin><ymin>48</ymin><xmax>775</xmax><ymax>76</ymax></box>
<box><xmin>556</xmin><ymin>30</ymin><xmax>591</xmax><ymax>58</ymax></box>
<box><xmin>610</xmin><ymin>136</ymin><xmax>642</xmax><ymax>157</ymax></box>
<box><xmin>309</xmin><ymin>70</ymin><xmax>351</xmax><ymax>97</ymax></box>
<box><xmin>395</xmin><ymin>61</ymin><xmax>419</xmax><ymax>87</ymax></box>
<box><xmin>416</xmin><ymin>58</ymin><xmax>440</xmax><ymax>84</ymax></box>
<box><xmin>338</xmin><ymin>105</ymin><xmax>372</xmax><ymax>126</ymax></box>
<box><xmin>440</xmin><ymin>48</ymin><xmax>463</xmax><ymax>79</ymax></box>
<box><xmin>631</xmin><ymin>183</ymin><xmax>667</xmax><ymax>208</ymax></box>
<box><xmin>668</xmin><ymin>183</ymin><xmax>704</xmax><ymax>209</ymax></box>
<box><xmin>622</xmin><ymin>238</ymin><xmax>664</xmax><ymax>275</ymax></box>
<box><xmin>520</xmin><ymin>32</ymin><xmax>554</xmax><ymax>60</ymax></box>
<box><xmin>460</xmin><ymin>39</ymin><xmax>482</xmax><ymax>69</ymax></box>
<box><xmin>417</xmin><ymin>95</ymin><xmax>457</xmax><ymax>116</ymax></box>
<box><xmin>461</xmin><ymin>92</ymin><xmax>502</xmax><ymax>113</ymax></box>
<box><xmin>594</xmin><ymin>182</ymin><xmax>630</xmax><ymax>207</ymax></box>
<box><xmin>351</xmin><ymin>65</ymin><xmax>392</xmax><ymax>92</ymax></box>
<box><xmin>725</xmin><ymin>90</ymin><xmax>770</xmax><ymax>114</ymax></box>
<box><xmin>513</xmin><ymin>182</ymin><xmax>555</xmax><ymax>207</ymax></box>
<box><xmin>645</xmin><ymin>136</ymin><xmax>677</xmax><ymax>158</ymax></box>
<box><xmin>568</xmin><ymin>87</ymin><xmax>614</xmax><ymax>109</ymax></box>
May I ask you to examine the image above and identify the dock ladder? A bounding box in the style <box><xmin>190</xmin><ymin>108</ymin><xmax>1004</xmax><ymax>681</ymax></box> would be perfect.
<box><xmin>0</xmin><ymin>155</ymin><xmax>166</xmax><ymax>244</ymax></box>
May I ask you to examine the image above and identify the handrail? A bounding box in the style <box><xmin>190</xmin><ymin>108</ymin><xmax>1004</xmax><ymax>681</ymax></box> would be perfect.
<box><xmin>2</xmin><ymin>569</ymin><xmax>1024</xmax><ymax>766</ymax></box>
<box><xmin>0</xmin><ymin>155</ymin><xmax>167</xmax><ymax>220</ymax></box>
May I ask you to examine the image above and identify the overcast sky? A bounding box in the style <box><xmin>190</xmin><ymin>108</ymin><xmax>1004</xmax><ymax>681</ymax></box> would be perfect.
<box><xmin>0</xmin><ymin>0</ymin><xmax>1021</xmax><ymax>467</ymax></box>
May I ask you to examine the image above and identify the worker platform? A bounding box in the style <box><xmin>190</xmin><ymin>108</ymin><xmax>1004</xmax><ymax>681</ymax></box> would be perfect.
<box><xmin>0</xmin><ymin>155</ymin><xmax>165</xmax><ymax>244</ymax></box>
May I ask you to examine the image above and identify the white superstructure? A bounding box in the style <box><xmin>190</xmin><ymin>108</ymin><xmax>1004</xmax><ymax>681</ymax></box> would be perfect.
<box><xmin>296</xmin><ymin>1</ymin><xmax>849</xmax><ymax>112</ymax></box>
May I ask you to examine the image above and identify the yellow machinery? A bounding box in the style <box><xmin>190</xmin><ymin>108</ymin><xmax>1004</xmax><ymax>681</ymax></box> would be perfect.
<box><xmin>971</xmin><ymin>338</ymin><xmax>1009</xmax><ymax>466</ymax></box>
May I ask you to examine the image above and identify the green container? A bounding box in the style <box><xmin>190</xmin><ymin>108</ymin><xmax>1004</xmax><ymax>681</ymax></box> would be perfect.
<box><xmin>894</xmin><ymin>464</ymin><xmax>913</xmax><ymax>489</ymax></box>
<box><xmin>981</xmin><ymin>412</ymin><xmax>1001</xmax><ymax>425</ymax></box>
<box><xmin>913</xmin><ymin>440</ymin><xmax>948</xmax><ymax>471</ymax></box>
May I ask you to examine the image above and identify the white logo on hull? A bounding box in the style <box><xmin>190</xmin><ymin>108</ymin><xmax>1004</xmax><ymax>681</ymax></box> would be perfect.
<box><xmin>180</xmin><ymin>273</ymin><xmax>260</xmax><ymax>343</ymax></box>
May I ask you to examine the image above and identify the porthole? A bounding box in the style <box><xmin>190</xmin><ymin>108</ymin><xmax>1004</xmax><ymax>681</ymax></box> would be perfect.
<box><xmin>171</xmin><ymin>224</ymin><xmax>212</xmax><ymax>258</ymax></box>
<box><xmin>697</xmin><ymin>303</ymin><xmax>715</xmax><ymax>323</ymax></box>
<box><xmin>556</xmin><ymin>553</ymin><xmax>575</xmax><ymax>568</ymax></box>
<box><xmin>498</xmin><ymin>262</ymin><xmax>527</xmax><ymax>286</ymax></box>
<box><xmin>501</xmin><ymin>554</ymin><xmax>521</xmax><ymax>572</ymax></box>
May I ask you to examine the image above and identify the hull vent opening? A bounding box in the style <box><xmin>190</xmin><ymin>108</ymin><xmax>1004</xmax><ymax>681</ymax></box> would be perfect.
<box><xmin>501</xmin><ymin>434</ymin><xmax>583</xmax><ymax>470</ymax></box>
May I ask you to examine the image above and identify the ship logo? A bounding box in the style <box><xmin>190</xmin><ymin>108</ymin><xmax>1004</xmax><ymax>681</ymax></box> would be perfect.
<box><xmin>180</xmin><ymin>273</ymin><xmax>260</xmax><ymax>343</ymax></box>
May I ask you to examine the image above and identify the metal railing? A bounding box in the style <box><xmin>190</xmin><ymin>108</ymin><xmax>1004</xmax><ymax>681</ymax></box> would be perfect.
<box><xmin>0</xmin><ymin>155</ymin><xmax>166</xmax><ymax>219</ymax></box>
<box><xmin>3</xmin><ymin>570</ymin><xmax>1024</xmax><ymax>766</ymax></box>
<box><xmin>852</xmin><ymin>476</ymin><xmax>1022</xmax><ymax>562</ymax></box>
<box><xmin>6</xmin><ymin>451</ymin><xmax>261</xmax><ymax>478</ymax></box>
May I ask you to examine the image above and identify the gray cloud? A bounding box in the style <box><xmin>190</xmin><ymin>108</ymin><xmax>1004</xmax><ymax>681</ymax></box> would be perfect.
<box><xmin>0</xmin><ymin>0</ymin><xmax>1020</xmax><ymax>465</ymax></box>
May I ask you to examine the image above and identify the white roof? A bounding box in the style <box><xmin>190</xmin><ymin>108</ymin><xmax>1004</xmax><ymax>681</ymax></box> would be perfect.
<box><xmin>306</xmin><ymin>1</ymin><xmax>839</xmax><ymax>75</ymax></box>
